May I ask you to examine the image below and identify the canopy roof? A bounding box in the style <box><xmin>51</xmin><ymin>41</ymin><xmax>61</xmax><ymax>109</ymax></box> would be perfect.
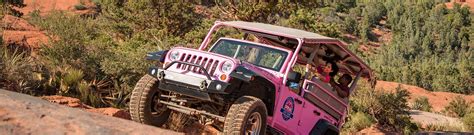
<box><xmin>219</xmin><ymin>21</ymin><xmax>340</xmax><ymax>43</ymax></box>
<box><xmin>216</xmin><ymin>21</ymin><xmax>374</xmax><ymax>80</ymax></box>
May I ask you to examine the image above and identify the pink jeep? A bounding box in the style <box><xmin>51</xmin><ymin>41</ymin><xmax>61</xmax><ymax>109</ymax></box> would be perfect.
<box><xmin>129</xmin><ymin>21</ymin><xmax>375</xmax><ymax>135</ymax></box>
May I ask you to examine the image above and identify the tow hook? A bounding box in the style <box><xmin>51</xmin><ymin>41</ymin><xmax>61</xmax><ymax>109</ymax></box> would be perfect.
<box><xmin>199</xmin><ymin>81</ymin><xmax>208</xmax><ymax>90</ymax></box>
<box><xmin>158</xmin><ymin>71</ymin><xmax>165</xmax><ymax>81</ymax></box>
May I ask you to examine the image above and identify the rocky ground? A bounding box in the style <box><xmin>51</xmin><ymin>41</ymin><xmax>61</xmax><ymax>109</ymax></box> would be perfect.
<box><xmin>1</xmin><ymin>15</ymin><xmax>48</xmax><ymax>50</ymax></box>
<box><xmin>2</xmin><ymin>0</ymin><xmax>98</xmax><ymax>53</ymax></box>
<box><xmin>40</xmin><ymin>95</ymin><xmax>132</xmax><ymax>120</ymax></box>
<box><xmin>410</xmin><ymin>110</ymin><xmax>464</xmax><ymax>129</ymax></box>
<box><xmin>0</xmin><ymin>89</ymin><xmax>181</xmax><ymax>135</ymax></box>
<box><xmin>14</xmin><ymin>0</ymin><xmax>98</xmax><ymax>16</ymax></box>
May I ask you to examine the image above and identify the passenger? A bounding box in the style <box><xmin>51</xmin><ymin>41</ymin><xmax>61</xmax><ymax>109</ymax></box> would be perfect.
<box><xmin>316</xmin><ymin>60</ymin><xmax>338</xmax><ymax>83</ymax></box>
<box><xmin>330</xmin><ymin>74</ymin><xmax>353</xmax><ymax>98</ymax></box>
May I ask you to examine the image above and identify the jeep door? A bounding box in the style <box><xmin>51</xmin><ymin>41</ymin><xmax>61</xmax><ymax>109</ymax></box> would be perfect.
<box><xmin>296</xmin><ymin>79</ymin><xmax>341</xmax><ymax>134</ymax></box>
<box><xmin>273</xmin><ymin>85</ymin><xmax>305</xmax><ymax>134</ymax></box>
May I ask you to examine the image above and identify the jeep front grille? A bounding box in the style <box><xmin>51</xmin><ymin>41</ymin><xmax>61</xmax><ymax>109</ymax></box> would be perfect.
<box><xmin>176</xmin><ymin>53</ymin><xmax>220</xmax><ymax>76</ymax></box>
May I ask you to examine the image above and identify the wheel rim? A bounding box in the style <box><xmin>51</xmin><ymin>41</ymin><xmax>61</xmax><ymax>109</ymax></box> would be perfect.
<box><xmin>245</xmin><ymin>112</ymin><xmax>262</xmax><ymax>135</ymax></box>
<box><xmin>150</xmin><ymin>92</ymin><xmax>167</xmax><ymax>116</ymax></box>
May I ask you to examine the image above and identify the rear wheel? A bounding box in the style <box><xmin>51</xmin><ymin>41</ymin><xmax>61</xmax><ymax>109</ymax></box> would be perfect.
<box><xmin>323</xmin><ymin>129</ymin><xmax>339</xmax><ymax>135</ymax></box>
<box><xmin>224</xmin><ymin>96</ymin><xmax>267</xmax><ymax>135</ymax></box>
<box><xmin>129</xmin><ymin>74</ymin><xmax>171</xmax><ymax>127</ymax></box>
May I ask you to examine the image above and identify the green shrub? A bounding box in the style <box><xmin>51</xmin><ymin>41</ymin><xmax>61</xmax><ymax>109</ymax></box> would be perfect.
<box><xmin>0</xmin><ymin>47</ymin><xmax>38</xmax><ymax>94</ymax></box>
<box><xmin>62</xmin><ymin>68</ymin><xmax>84</xmax><ymax>87</ymax></box>
<box><xmin>343</xmin><ymin>15</ymin><xmax>358</xmax><ymax>34</ymax></box>
<box><xmin>78</xmin><ymin>81</ymin><xmax>104</xmax><ymax>107</ymax></box>
<box><xmin>77</xmin><ymin>81</ymin><xmax>89</xmax><ymax>101</ymax></box>
<box><xmin>103</xmin><ymin>86</ymin><xmax>130</xmax><ymax>109</ymax></box>
<box><xmin>444</xmin><ymin>97</ymin><xmax>472</xmax><ymax>117</ymax></box>
<box><xmin>412</xmin><ymin>96</ymin><xmax>432</xmax><ymax>112</ymax></box>
<box><xmin>350</xmin><ymin>83</ymin><xmax>419</xmax><ymax>133</ymax></box>
<box><xmin>344</xmin><ymin>112</ymin><xmax>374</xmax><ymax>132</ymax></box>
<box><xmin>30</xmin><ymin>12</ymin><xmax>107</xmax><ymax>80</ymax></box>
<box><xmin>25</xmin><ymin>2</ymin><xmax>205</xmax><ymax>107</ymax></box>
<box><xmin>463</xmin><ymin>112</ymin><xmax>474</xmax><ymax>131</ymax></box>
<box><xmin>59</xmin><ymin>68</ymin><xmax>84</xmax><ymax>95</ymax></box>
<box><xmin>377</xmin><ymin>86</ymin><xmax>418</xmax><ymax>133</ymax></box>
<box><xmin>213</xmin><ymin>2</ymin><xmax>295</xmax><ymax>23</ymax></box>
<box><xmin>279</xmin><ymin>8</ymin><xmax>342</xmax><ymax>38</ymax></box>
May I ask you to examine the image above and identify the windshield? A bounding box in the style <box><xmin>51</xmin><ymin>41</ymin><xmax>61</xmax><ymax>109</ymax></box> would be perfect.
<box><xmin>210</xmin><ymin>39</ymin><xmax>288</xmax><ymax>71</ymax></box>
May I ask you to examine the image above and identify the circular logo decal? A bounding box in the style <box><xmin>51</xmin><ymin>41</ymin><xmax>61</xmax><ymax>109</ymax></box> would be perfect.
<box><xmin>280</xmin><ymin>97</ymin><xmax>294</xmax><ymax>121</ymax></box>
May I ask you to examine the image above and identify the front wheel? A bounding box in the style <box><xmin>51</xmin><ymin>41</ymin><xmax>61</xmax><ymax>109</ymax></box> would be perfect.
<box><xmin>224</xmin><ymin>96</ymin><xmax>267</xmax><ymax>135</ymax></box>
<box><xmin>129</xmin><ymin>74</ymin><xmax>171</xmax><ymax>127</ymax></box>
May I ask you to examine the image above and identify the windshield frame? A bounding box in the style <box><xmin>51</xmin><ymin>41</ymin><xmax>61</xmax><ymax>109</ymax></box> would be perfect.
<box><xmin>209</xmin><ymin>38</ymin><xmax>292</xmax><ymax>73</ymax></box>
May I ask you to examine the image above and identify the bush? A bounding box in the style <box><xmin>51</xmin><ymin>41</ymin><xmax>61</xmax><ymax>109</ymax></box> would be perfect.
<box><xmin>77</xmin><ymin>80</ymin><xmax>104</xmax><ymax>107</ymax></box>
<box><xmin>412</xmin><ymin>96</ymin><xmax>432</xmax><ymax>112</ymax></box>
<box><xmin>213</xmin><ymin>2</ymin><xmax>295</xmax><ymax>23</ymax></box>
<box><xmin>30</xmin><ymin>12</ymin><xmax>107</xmax><ymax>80</ymax></box>
<box><xmin>279</xmin><ymin>8</ymin><xmax>342</xmax><ymax>38</ymax></box>
<box><xmin>363</xmin><ymin>2</ymin><xmax>386</xmax><ymax>26</ymax></box>
<box><xmin>376</xmin><ymin>86</ymin><xmax>418</xmax><ymax>133</ymax></box>
<box><xmin>343</xmin><ymin>15</ymin><xmax>358</xmax><ymax>34</ymax></box>
<box><xmin>350</xmin><ymin>83</ymin><xmax>418</xmax><ymax>133</ymax></box>
<box><xmin>344</xmin><ymin>111</ymin><xmax>374</xmax><ymax>132</ymax></box>
<box><xmin>59</xmin><ymin>68</ymin><xmax>84</xmax><ymax>95</ymax></box>
<box><xmin>444</xmin><ymin>97</ymin><xmax>472</xmax><ymax>117</ymax></box>
<box><xmin>24</xmin><ymin>2</ymin><xmax>206</xmax><ymax>108</ymax></box>
<box><xmin>463</xmin><ymin>112</ymin><xmax>474</xmax><ymax>131</ymax></box>
<box><xmin>0</xmin><ymin>47</ymin><xmax>39</xmax><ymax>94</ymax></box>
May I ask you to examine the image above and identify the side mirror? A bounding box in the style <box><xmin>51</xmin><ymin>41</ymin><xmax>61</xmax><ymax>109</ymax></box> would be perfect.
<box><xmin>286</xmin><ymin>70</ymin><xmax>302</xmax><ymax>86</ymax></box>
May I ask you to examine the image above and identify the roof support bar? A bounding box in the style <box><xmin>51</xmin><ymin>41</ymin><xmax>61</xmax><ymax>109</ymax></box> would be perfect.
<box><xmin>198</xmin><ymin>23</ymin><xmax>222</xmax><ymax>50</ymax></box>
<box><xmin>283</xmin><ymin>38</ymin><xmax>303</xmax><ymax>84</ymax></box>
<box><xmin>349</xmin><ymin>69</ymin><xmax>363</xmax><ymax>93</ymax></box>
<box><xmin>304</xmin><ymin>44</ymin><xmax>319</xmax><ymax>80</ymax></box>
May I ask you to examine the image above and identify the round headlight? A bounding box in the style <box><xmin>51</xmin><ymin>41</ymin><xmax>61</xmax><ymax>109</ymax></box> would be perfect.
<box><xmin>169</xmin><ymin>51</ymin><xmax>180</xmax><ymax>61</ymax></box>
<box><xmin>221</xmin><ymin>61</ymin><xmax>233</xmax><ymax>73</ymax></box>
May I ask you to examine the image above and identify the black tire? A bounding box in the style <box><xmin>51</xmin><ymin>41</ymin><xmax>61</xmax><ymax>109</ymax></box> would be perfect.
<box><xmin>129</xmin><ymin>74</ymin><xmax>171</xmax><ymax>127</ymax></box>
<box><xmin>310</xmin><ymin>120</ymin><xmax>339</xmax><ymax>135</ymax></box>
<box><xmin>323</xmin><ymin>129</ymin><xmax>339</xmax><ymax>135</ymax></box>
<box><xmin>224</xmin><ymin>96</ymin><xmax>267</xmax><ymax>135</ymax></box>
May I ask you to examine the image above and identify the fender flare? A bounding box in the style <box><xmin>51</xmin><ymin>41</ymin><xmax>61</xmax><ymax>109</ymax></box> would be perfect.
<box><xmin>229</xmin><ymin>65</ymin><xmax>276</xmax><ymax>116</ymax></box>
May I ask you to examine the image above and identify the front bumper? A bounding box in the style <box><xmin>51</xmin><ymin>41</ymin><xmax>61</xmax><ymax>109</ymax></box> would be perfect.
<box><xmin>148</xmin><ymin>63</ymin><xmax>229</xmax><ymax>101</ymax></box>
